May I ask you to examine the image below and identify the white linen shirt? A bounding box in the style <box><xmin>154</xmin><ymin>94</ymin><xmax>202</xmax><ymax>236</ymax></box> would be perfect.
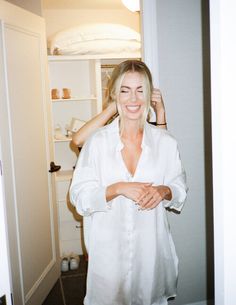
<box><xmin>70</xmin><ymin>117</ymin><xmax>187</xmax><ymax>305</ymax></box>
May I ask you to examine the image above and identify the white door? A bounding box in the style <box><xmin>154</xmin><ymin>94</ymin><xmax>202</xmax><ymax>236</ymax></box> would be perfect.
<box><xmin>0</xmin><ymin>2</ymin><xmax>60</xmax><ymax>305</ymax></box>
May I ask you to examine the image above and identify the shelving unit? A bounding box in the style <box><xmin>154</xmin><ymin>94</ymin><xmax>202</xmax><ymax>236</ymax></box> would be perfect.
<box><xmin>48</xmin><ymin>55</ymin><xmax>103</xmax><ymax>256</ymax></box>
<box><xmin>54</xmin><ymin>170</ymin><xmax>73</xmax><ymax>182</ymax></box>
<box><xmin>48</xmin><ymin>55</ymin><xmax>138</xmax><ymax>257</ymax></box>
<box><xmin>51</xmin><ymin>97</ymin><xmax>97</xmax><ymax>102</ymax></box>
<box><xmin>54</xmin><ymin>138</ymin><xmax>72</xmax><ymax>143</ymax></box>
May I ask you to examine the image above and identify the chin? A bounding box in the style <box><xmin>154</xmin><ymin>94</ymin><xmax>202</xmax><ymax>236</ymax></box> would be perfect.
<box><xmin>124</xmin><ymin>115</ymin><xmax>144</xmax><ymax>124</ymax></box>
<box><xmin>125</xmin><ymin>113</ymin><xmax>142</xmax><ymax>119</ymax></box>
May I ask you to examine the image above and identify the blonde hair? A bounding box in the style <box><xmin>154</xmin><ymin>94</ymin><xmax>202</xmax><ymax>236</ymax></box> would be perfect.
<box><xmin>105</xmin><ymin>60</ymin><xmax>153</xmax><ymax>131</ymax></box>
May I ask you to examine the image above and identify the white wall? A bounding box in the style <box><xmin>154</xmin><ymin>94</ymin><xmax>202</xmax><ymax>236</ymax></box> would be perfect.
<box><xmin>4</xmin><ymin>0</ymin><xmax>42</xmax><ymax>15</ymax></box>
<box><xmin>153</xmin><ymin>1</ymin><xmax>213</xmax><ymax>304</ymax></box>
<box><xmin>210</xmin><ymin>0</ymin><xmax>236</xmax><ymax>304</ymax></box>
<box><xmin>43</xmin><ymin>8</ymin><xmax>140</xmax><ymax>38</ymax></box>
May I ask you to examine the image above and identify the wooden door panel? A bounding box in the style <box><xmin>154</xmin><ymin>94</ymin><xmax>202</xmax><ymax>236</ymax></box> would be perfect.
<box><xmin>0</xmin><ymin>2</ymin><xmax>60</xmax><ymax>305</ymax></box>
<box><xmin>5</xmin><ymin>23</ymin><xmax>55</xmax><ymax>300</ymax></box>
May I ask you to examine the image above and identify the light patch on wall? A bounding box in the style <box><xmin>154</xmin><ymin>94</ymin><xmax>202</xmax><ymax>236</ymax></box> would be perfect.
<box><xmin>122</xmin><ymin>0</ymin><xmax>140</xmax><ymax>12</ymax></box>
<box><xmin>42</xmin><ymin>0</ymin><xmax>125</xmax><ymax>10</ymax></box>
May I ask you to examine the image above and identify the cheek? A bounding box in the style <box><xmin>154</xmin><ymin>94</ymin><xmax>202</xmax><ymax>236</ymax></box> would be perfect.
<box><xmin>140</xmin><ymin>101</ymin><xmax>146</xmax><ymax>109</ymax></box>
<box><xmin>118</xmin><ymin>93</ymin><xmax>129</xmax><ymax>102</ymax></box>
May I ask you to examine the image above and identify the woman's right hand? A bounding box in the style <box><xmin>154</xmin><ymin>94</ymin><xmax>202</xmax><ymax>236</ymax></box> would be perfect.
<box><xmin>106</xmin><ymin>182</ymin><xmax>152</xmax><ymax>202</ymax></box>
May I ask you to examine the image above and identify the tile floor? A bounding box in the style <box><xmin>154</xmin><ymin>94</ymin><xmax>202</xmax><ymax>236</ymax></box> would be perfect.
<box><xmin>42</xmin><ymin>255</ymin><xmax>87</xmax><ymax>305</ymax></box>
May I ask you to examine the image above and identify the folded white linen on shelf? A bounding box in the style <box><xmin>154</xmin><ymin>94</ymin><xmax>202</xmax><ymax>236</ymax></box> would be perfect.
<box><xmin>48</xmin><ymin>23</ymin><xmax>141</xmax><ymax>56</ymax></box>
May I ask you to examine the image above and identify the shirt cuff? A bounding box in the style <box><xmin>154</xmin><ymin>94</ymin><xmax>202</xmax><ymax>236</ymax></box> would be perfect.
<box><xmin>163</xmin><ymin>184</ymin><xmax>186</xmax><ymax>212</ymax></box>
<box><xmin>78</xmin><ymin>186</ymin><xmax>112</xmax><ymax>216</ymax></box>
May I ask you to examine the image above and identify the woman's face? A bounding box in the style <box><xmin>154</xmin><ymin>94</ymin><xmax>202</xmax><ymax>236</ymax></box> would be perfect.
<box><xmin>117</xmin><ymin>71</ymin><xmax>146</xmax><ymax>122</ymax></box>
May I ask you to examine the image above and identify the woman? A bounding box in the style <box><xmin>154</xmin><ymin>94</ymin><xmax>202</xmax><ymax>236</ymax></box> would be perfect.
<box><xmin>70</xmin><ymin>60</ymin><xmax>187</xmax><ymax>305</ymax></box>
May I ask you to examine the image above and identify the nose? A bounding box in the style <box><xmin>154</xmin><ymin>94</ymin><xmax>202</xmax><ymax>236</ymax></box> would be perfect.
<box><xmin>130</xmin><ymin>90</ymin><xmax>137</xmax><ymax>102</ymax></box>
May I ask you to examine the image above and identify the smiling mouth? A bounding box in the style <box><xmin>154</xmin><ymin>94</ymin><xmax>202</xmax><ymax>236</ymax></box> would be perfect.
<box><xmin>126</xmin><ymin>105</ymin><xmax>141</xmax><ymax>112</ymax></box>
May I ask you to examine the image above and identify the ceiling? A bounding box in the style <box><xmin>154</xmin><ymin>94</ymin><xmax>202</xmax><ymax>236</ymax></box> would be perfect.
<box><xmin>42</xmin><ymin>0</ymin><xmax>126</xmax><ymax>10</ymax></box>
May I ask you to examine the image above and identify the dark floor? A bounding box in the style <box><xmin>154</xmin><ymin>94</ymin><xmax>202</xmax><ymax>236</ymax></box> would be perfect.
<box><xmin>42</xmin><ymin>255</ymin><xmax>88</xmax><ymax>305</ymax></box>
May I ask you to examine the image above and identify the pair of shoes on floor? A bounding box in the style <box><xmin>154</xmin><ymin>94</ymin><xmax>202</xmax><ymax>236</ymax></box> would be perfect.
<box><xmin>61</xmin><ymin>254</ymin><xmax>80</xmax><ymax>272</ymax></box>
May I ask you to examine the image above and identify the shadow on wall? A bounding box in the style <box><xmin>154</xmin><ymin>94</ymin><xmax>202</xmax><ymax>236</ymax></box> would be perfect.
<box><xmin>201</xmin><ymin>0</ymin><xmax>214</xmax><ymax>303</ymax></box>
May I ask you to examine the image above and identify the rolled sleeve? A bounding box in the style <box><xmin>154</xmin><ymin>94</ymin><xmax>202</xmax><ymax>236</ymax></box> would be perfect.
<box><xmin>163</xmin><ymin>174</ymin><xmax>187</xmax><ymax>212</ymax></box>
<box><xmin>163</xmin><ymin>142</ymin><xmax>188</xmax><ymax>212</ymax></box>
<box><xmin>70</xmin><ymin>173</ymin><xmax>109</xmax><ymax>216</ymax></box>
<box><xmin>69</xmin><ymin>136</ymin><xmax>112</xmax><ymax>216</ymax></box>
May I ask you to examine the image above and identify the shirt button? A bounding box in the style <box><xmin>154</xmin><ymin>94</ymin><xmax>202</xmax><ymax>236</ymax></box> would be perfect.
<box><xmin>126</xmin><ymin>172</ymin><xmax>132</xmax><ymax>181</ymax></box>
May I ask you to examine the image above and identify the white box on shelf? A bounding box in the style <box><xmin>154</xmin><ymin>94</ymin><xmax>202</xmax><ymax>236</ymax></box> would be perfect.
<box><xmin>69</xmin><ymin>117</ymin><xmax>86</xmax><ymax>132</ymax></box>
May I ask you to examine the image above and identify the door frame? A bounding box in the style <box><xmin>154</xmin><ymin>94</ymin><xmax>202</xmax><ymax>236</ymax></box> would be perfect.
<box><xmin>209</xmin><ymin>1</ymin><xmax>236</xmax><ymax>304</ymax></box>
<box><xmin>141</xmin><ymin>0</ymin><xmax>236</xmax><ymax>304</ymax></box>
<box><xmin>140</xmin><ymin>0</ymin><xmax>159</xmax><ymax>86</ymax></box>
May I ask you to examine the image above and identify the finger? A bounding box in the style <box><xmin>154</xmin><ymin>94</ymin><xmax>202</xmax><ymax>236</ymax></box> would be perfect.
<box><xmin>142</xmin><ymin>188</ymin><xmax>163</xmax><ymax>208</ymax></box>
<box><xmin>152</xmin><ymin>88</ymin><xmax>161</xmax><ymax>95</ymax></box>
<box><xmin>133</xmin><ymin>183</ymin><xmax>152</xmax><ymax>196</ymax></box>
<box><xmin>151</xmin><ymin>90</ymin><xmax>162</xmax><ymax>99</ymax></box>
<box><xmin>132</xmin><ymin>187</ymin><xmax>150</xmax><ymax>203</ymax></box>
<box><xmin>139</xmin><ymin>190</ymin><xmax>156</xmax><ymax>207</ymax></box>
<box><xmin>152</xmin><ymin>95</ymin><xmax>162</xmax><ymax>102</ymax></box>
<box><xmin>151</xmin><ymin>92</ymin><xmax>160</xmax><ymax>99</ymax></box>
<box><xmin>146</xmin><ymin>198</ymin><xmax>162</xmax><ymax>210</ymax></box>
<box><xmin>152</xmin><ymin>88</ymin><xmax>160</xmax><ymax>94</ymax></box>
<box><xmin>143</xmin><ymin>193</ymin><xmax>162</xmax><ymax>209</ymax></box>
<box><xmin>137</xmin><ymin>189</ymin><xmax>150</xmax><ymax>203</ymax></box>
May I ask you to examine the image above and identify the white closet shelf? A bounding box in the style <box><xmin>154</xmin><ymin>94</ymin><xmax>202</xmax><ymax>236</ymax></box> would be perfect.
<box><xmin>60</xmin><ymin>220</ymin><xmax>83</xmax><ymax>227</ymax></box>
<box><xmin>48</xmin><ymin>54</ymin><xmax>140</xmax><ymax>61</ymax></box>
<box><xmin>54</xmin><ymin>137</ymin><xmax>72</xmax><ymax>143</ymax></box>
<box><xmin>51</xmin><ymin>97</ymin><xmax>97</xmax><ymax>102</ymax></box>
<box><xmin>55</xmin><ymin>170</ymin><xmax>73</xmax><ymax>181</ymax></box>
<box><xmin>48</xmin><ymin>55</ymin><xmax>100</xmax><ymax>61</ymax></box>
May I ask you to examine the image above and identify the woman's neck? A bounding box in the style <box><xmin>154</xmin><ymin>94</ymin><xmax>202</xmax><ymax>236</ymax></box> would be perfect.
<box><xmin>120</xmin><ymin>119</ymin><xmax>143</xmax><ymax>140</ymax></box>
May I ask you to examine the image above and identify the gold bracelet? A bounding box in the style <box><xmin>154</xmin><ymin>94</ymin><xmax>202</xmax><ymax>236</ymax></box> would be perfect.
<box><xmin>156</xmin><ymin>122</ymin><xmax>167</xmax><ymax>126</ymax></box>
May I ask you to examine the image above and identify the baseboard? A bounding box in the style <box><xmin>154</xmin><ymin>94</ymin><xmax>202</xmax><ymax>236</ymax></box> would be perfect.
<box><xmin>185</xmin><ymin>300</ymin><xmax>214</xmax><ymax>305</ymax></box>
<box><xmin>185</xmin><ymin>302</ymin><xmax>206</xmax><ymax>305</ymax></box>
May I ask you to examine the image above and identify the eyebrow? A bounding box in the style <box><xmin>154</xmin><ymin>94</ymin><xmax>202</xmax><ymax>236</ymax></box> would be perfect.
<box><xmin>120</xmin><ymin>85</ymin><xmax>143</xmax><ymax>89</ymax></box>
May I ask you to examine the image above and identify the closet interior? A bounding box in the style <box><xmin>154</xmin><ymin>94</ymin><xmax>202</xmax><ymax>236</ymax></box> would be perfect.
<box><xmin>43</xmin><ymin>1</ymin><xmax>141</xmax><ymax>261</ymax></box>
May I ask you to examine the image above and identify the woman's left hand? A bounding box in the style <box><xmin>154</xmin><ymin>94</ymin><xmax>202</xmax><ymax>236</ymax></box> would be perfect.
<box><xmin>151</xmin><ymin>89</ymin><xmax>165</xmax><ymax>116</ymax></box>
<box><xmin>137</xmin><ymin>185</ymin><xmax>172</xmax><ymax>210</ymax></box>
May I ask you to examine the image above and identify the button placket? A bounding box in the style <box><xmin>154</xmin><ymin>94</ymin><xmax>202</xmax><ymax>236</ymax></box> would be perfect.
<box><xmin>124</xmin><ymin>172</ymin><xmax>135</xmax><ymax>280</ymax></box>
